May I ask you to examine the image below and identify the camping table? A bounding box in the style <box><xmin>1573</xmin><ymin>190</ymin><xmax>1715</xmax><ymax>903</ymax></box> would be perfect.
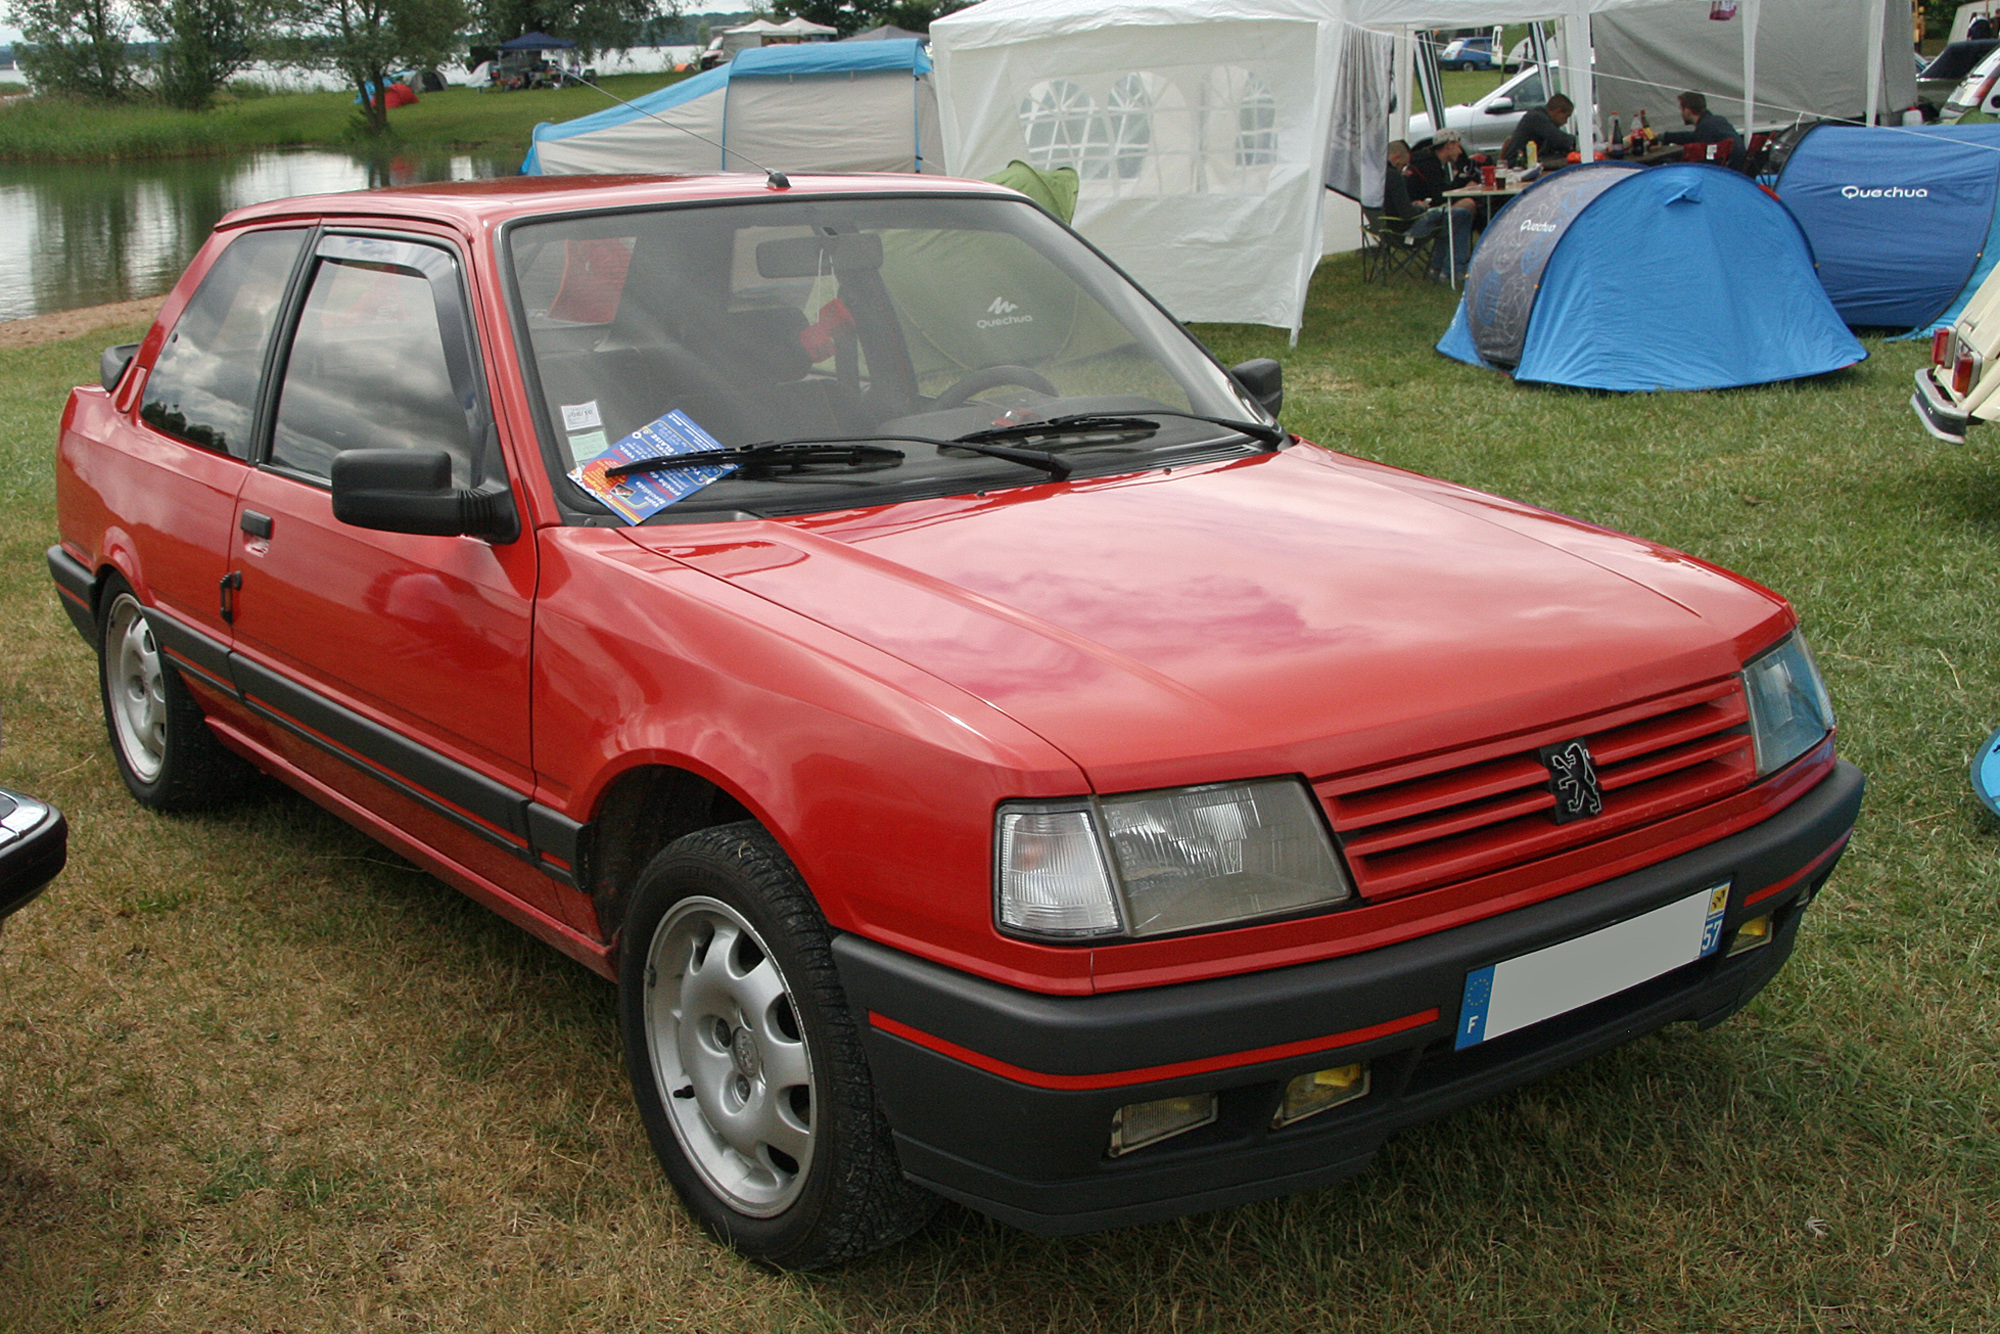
<box><xmin>1442</xmin><ymin>181</ymin><xmax>1529</xmax><ymax>288</ymax></box>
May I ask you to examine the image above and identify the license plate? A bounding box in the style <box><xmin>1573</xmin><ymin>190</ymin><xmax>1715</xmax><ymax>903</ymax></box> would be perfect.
<box><xmin>1455</xmin><ymin>883</ymin><xmax>1729</xmax><ymax>1049</ymax></box>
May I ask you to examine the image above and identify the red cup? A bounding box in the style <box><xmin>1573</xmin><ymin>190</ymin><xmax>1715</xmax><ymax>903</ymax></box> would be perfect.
<box><xmin>1480</xmin><ymin>163</ymin><xmax>1496</xmax><ymax>188</ymax></box>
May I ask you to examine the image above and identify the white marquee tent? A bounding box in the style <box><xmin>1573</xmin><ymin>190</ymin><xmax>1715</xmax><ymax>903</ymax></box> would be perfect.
<box><xmin>932</xmin><ymin>0</ymin><xmax>1911</xmax><ymax>337</ymax></box>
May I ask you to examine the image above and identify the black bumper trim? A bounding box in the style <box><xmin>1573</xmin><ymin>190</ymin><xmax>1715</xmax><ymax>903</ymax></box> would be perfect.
<box><xmin>46</xmin><ymin>546</ymin><xmax>98</xmax><ymax>648</ymax></box>
<box><xmin>835</xmin><ymin>760</ymin><xmax>1862</xmax><ymax>1233</ymax></box>
<box><xmin>0</xmin><ymin>797</ymin><xmax>67</xmax><ymax>922</ymax></box>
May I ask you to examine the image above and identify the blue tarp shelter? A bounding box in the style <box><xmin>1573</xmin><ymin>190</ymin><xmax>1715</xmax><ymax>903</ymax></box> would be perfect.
<box><xmin>1438</xmin><ymin>162</ymin><xmax>1865</xmax><ymax>392</ymax></box>
<box><xmin>523</xmin><ymin>40</ymin><xmax>941</xmax><ymax>176</ymax></box>
<box><xmin>500</xmin><ymin>31</ymin><xmax>575</xmax><ymax>50</ymax></box>
<box><xmin>1776</xmin><ymin>122</ymin><xmax>2000</xmax><ymax>333</ymax></box>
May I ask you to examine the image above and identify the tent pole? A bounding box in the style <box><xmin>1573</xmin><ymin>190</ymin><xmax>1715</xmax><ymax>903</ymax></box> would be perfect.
<box><xmin>1864</xmin><ymin>0</ymin><xmax>1886</xmax><ymax>124</ymax></box>
<box><xmin>1742</xmin><ymin>0</ymin><xmax>1760</xmax><ymax>134</ymax></box>
<box><xmin>1393</xmin><ymin>27</ymin><xmax>1414</xmax><ymax>141</ymax></box>
<box><xmin>1563</xmin><ymin>6</ymin><xmax>1594</xmax><ymax>160</ymax></box>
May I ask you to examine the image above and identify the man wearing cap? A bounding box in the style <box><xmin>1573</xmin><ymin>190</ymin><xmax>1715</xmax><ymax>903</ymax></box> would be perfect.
<box><xmin>1407</xmin><ymin>129</ymin><xmax>1479</xmax><ymax>207</ymax></box>
<box><xmin>1382</xmin><ymin>138</ymin><xmax>1476</xmax><ymax>281</ymax></box>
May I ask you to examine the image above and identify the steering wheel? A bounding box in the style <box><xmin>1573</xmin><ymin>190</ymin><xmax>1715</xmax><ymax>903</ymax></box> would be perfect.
<box><xmin>931</xmin><ymin>364</ymin><xmax>1060</xmax><ymax>411</ymax></box>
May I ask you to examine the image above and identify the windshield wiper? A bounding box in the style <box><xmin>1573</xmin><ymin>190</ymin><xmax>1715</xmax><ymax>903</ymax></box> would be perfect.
<box><xmin>606</xmin><ymin>442</ymin><xmax>905</xmax><ymax>479</ymax></box>
<box><xmin>957</xmin><ymin>410</ymin><xmax>1287</xmax><ymax>451</ymax></box>
<box><xmin>714</xmin><ymin>434</ymin><xmax>1073</xmax><ymax>481</ymax></box>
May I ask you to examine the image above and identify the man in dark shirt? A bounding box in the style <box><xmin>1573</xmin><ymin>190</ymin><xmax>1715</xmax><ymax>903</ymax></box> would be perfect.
<box><xmin>1406</xmin><ymin>128</ymin><xmax>1478</xmax><ymax>206</ymax></box>
<box><xmin>1971</xmin><ymin>13</ymin><xmax>1994</xmax><ymax>40</ymax></box>
<box><xmin>1660</xmin><ymin>90</ymin><xmax>1740</xmax><ymax>167</ymax></box>
<box><xmin>1380</xmin><ymin>139</ymin><xmax>1475</xmax><ymax>280</ymax></box>
<box><xmin>1501</xmin><ymin>93</ymin><xmax>1576</xmax><ymax>168</ymax></box>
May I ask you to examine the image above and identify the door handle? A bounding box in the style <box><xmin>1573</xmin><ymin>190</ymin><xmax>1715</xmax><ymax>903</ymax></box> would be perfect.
<box><xmin>240</xmin><ymin>510</ymin><xmax>273</xmax><ymax>539</ymax></box>
<box><xmin>219</xmin><ymin>571</ymin><xmax>242</xmax><ymax>624</ymax></box>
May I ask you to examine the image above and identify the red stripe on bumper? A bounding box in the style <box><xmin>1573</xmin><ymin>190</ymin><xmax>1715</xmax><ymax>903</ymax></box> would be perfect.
<box><xmin>869</xmin><ymin>1007</ymin><xmax>1440</xmax><ymax>1091</ymax></box>
<box><xmin>1743</xmin><ymin>832</ymin><xmax>1851</xmax><ymax>909</ymax></box>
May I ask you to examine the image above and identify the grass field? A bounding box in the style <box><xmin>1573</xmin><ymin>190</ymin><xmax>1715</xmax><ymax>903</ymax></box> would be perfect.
<box><xmin>0</xmin><ymin>73</ymin><xmax>692</xmax><ymax>161</ymax></box>
<box><xmin>1</xmin><ymin>258</ymin><xmax>1996</xmax><ymax>1331</ymax></box>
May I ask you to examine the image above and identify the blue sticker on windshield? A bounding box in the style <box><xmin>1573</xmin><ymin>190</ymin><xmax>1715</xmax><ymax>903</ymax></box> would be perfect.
<box><xmin>1973</xmin><ymin>726</ymin><xmax>2000</xmax><ymax>820</ymax></box>
<box><xmin>568</xmin><ymin>409</ymin><xmax>736</xmax><ymax>524</ymax></box>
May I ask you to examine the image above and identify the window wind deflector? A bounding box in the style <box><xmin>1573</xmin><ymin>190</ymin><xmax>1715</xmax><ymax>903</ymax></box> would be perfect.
<box><xmin>605</xmin><ymin>442</ymin><xmax>906</xmax><ymax>478</ymax></box>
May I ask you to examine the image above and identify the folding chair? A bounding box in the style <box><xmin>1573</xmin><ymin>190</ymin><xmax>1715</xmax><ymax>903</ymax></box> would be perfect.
<box><xmin>1681</xmin><ymin>137</ymin><xmax>1737</xmax><ymax>166</ymax></box>
<box><xmin>1359</xmin><ymin>207</ymin><xmax>1437</xmax><ymax>284</ymax></box>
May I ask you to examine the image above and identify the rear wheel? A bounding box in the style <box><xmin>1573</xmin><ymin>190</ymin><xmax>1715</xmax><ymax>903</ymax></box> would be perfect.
<box><xmin>97</xmin><ymin>578</ymin><xmax>248</xmax><ymax>811</ymax></box>
<box><xmin>619</xmin><ymin>822</ymin><xmax>936</xmax><ymax>1267</ymax></box>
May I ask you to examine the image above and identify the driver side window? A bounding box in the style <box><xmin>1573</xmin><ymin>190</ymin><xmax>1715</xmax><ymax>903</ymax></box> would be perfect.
<box><xmin>270</xmin><ymin>255</ymin><xmax>477</xmax><ymax>485</ymax></box>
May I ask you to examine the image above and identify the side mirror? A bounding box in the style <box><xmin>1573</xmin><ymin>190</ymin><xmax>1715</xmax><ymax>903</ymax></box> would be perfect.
<box><xmin>1228</xmin><ymin>358</ymin><xmax>1283</xmax><ymax>418</ymax></box>
<box><xmin>331</xmin><ymin>449</ymin><xmax>519</xmax><ymax>542</ymax></box>
<box><xmin>1486</xmin><ymin>98</ymin><xmax>1516</xmax><ymax>114</ymax></box>
<box><xmin>101</xmin><ymin>343</ymin><xmax>138</xmax><ymax>393</ymax></box>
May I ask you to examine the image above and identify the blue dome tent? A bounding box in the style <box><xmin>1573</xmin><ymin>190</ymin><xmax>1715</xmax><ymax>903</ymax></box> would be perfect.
<box><xmin>1775</xmin><ymin>122</ymin><xmax>2000</xmax><ymax>333</ymax></box>
<box><xmin>1438</xmin><ymin>162</ymin><xmax>1864</xmax><ymax>391</ymax></box>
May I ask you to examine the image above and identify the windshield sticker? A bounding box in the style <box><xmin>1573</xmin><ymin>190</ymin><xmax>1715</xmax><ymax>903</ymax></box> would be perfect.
<box><xmin>568</xmin><ymin>409</ymin><xmax>737</xmax><ymax>524</ymax></box>
<box><xmin>561</xmin><ymin>400</ymin><xmax>603</xmax><ymax>432</ymax></box>
<box><xmin>568</xmin><ymin>429</ymin><xmax>610</xmax><ymax>463</ymax></box>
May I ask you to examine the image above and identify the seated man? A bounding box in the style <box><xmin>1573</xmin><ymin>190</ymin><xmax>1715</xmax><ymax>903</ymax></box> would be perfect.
<box><xmin>1406</xmin><ymin>128</ymin><xmax>1478</xmax><ymax>206</ymax></box>
<box><xmin>1501</xmin><ymin>93</ymin><xmax>1576</xmax><ymax>168</ymax></box>
<box><xmin>1660</xmin><ymin>90</ymin><xmax>1741</xmax><ymax>167</ymax></box>
<box><xmin>1380</xmin><ymin>139</ymin><xmax>1475</xmax><ymax>281</ymax></box>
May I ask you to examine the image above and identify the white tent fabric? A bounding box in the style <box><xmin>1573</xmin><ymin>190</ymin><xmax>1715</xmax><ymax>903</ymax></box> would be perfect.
<box><xmin>1593</xmin><ymin>0</ymin><xmax>1915</xmax><ymax>133</ymax></box>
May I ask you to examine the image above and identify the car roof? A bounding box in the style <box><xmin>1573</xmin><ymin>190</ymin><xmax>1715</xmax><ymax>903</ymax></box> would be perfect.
<box><xmin>217</xmin><ymin>172</ymin><xmax>1021</xmax><ymax>233</ymax></box>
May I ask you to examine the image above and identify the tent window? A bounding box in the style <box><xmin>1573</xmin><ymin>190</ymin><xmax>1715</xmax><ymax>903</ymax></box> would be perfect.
<box><xmin>1020</xmin><ymin>78</ymin><xmax>1113</xmax><ymax>178</ymax></box>
<box><xmin>1106</xmin><ymin>73</ymin><xmax>1155</xmax><ymax>180</ymax></box>
<box><xmin>1236</xmin><ymin>73</ymin><xmax>1277</xmax><ymax>167</ymax></box>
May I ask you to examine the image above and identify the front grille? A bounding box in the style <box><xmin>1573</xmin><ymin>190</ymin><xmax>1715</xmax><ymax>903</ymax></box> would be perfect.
<box><xmin>1318</xmin><ymin>679</ymin><xmax>1754</xmax><ymax>901</ymax></box>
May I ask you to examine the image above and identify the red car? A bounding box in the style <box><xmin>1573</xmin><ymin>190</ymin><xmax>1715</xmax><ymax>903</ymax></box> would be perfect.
<box><xmin>50</xmin><ymin>173</ymin><xmax>1862</xmax><ymax>1267</ymax></box>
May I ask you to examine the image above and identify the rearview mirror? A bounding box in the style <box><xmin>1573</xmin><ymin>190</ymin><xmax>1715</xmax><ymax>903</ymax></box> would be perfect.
<box><xmin>1229</xmin><ymin>358</ymin><xmax>1283</xmax><ymax>418</ymax></box>
<box><xmin>757</xmin><ymin>232</ymin><xmax>884</xmax><ymax>279</ymax></box>
<box><xmin>331</xmin><ymin>449</ymin><xmax>519</xmax><ymax>542</ymax></box>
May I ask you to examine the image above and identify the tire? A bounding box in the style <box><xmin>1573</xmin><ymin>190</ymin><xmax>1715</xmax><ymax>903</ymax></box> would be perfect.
<box><xmin>97</xmin><ymin>578</ymin><xmax>249</xmax><ymax>811</ymax></box>
<box><xmin>619</xmin><ymin>822</ymin><xmax>937</xmax><ymax>1268</ymax></box>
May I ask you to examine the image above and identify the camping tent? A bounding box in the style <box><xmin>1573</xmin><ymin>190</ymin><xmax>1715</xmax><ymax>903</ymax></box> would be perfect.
<box><xmin>499</xmin><ymin>31</ymin><xmax>575</xmax><ymax>51</ymax></box>
<box><xmin>522</xmin><ymin>39</ymin><xmax>942</xmax><ymax>175</ymax></box>
<box><xmin>844</xmin><ymin>24</ymin><xmax>928</xmax><ymax>42</ymax></box>
<box><xmin>1436</xmin><ymin>162</ymin><xmax>1864</xmax><ymax>389</ymax></box>
<box><xmin>1775</xmin><ymin>122</ymin><xmax>2000</xmax><ymax>331</ymax></box>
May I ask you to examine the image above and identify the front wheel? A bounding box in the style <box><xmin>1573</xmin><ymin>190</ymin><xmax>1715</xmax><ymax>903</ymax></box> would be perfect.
<box><xmin>619</xmin><ymin>822</ymin><xmax>936</xmax><ymax>1267</ymax></box>
<box><xmin>97</xmin><ymin>578</ymin><xmax>249</xmax><ymax>811</ymax></box>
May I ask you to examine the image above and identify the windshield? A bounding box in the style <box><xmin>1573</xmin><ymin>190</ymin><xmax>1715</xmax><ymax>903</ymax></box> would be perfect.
<box><xmin>504</xmin><ymin>194</ymin><xmax>1267</xmax><ymax>520</ymax></box>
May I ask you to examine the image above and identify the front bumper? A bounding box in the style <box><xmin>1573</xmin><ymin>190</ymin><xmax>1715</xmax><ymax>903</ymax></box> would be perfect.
<box><xmin>0</xmin><ymin>788</ymin><xmax>67</xmax><ymax>926</ymax></box>
<box><xmin>1912</xmin><ymin>366</ymin><xmax>1972</xmax><ymax>444</ymax></box>
<box><xmin>834</xmin><ymin>759</ymin><xmax>1863</xmax><ymax>1235</ymax></box>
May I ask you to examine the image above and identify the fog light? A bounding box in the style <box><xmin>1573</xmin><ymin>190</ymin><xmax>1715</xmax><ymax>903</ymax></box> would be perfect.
<box><xmin>1726</xmin><ymin>913</ymin><xmax>1773</xmax><ymax>956</ymax></box>
<box><xmin>1274</xmin><ymin>1063</ymin><xmax>1370</xmax><ymax>1127</ymax></box>
<box><xmin>1108</xmin><ymin>1093</ymin><xmax>1217</xmax><ymax>1156</ymax></box>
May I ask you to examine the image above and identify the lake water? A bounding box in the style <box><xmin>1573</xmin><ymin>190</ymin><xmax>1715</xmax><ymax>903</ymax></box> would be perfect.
<box><xmin>0</xmin><ymin>147</ymin><xmax>522</xmax><ymax>323</ymax></box>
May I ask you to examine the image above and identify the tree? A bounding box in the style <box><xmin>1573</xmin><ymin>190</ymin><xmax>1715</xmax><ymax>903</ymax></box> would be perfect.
<box><xmin>471</xmin><ymin>0</ymin><xmax>660</xmax><ymax>57</ymax></box>
<box><xmin>137</xmin><ymin>0</ymin><xmax>260</xmax><ymax>110</ymax></box>
<box><xmin>769</xmin><ymin>0</ymin><xmax>965</xmax><ymax>38</ymax></box>
<box><xmin>292</xmin><ymin>0</ymin><xmax>465</xmax><ymax>135</ymax></box>
<box><xmin>9</xmin><ymin>0</ymin><xmax>138</xmax><ymax>99</ymax></box>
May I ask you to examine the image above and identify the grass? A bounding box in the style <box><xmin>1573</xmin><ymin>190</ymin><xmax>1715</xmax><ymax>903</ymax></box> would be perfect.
<box><xmin>0</xmin><ymin>73</ymin><xmax>692</xmax><ymax>162</ymax></box>
<box><xmin>1</xmin><ymin>259</ymin><xmax>1997</xmax><ymax>1330</ymax></box>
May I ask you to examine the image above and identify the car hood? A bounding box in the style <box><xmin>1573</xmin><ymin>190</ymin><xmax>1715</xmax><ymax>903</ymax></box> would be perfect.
<box><xmin>631</xmin><ymin>447</ymin><xmax>1787</xmax><ymax>791</ymax></box>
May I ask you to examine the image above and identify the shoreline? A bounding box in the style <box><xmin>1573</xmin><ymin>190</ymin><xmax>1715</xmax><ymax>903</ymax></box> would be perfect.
<box><xmin>0</xmin><ymin>297</ymin><xmax>164</xmax><ymax>350</ymax></box>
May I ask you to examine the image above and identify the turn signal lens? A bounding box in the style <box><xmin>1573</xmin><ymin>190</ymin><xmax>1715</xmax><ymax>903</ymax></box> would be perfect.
<box><xmin>1275</xmin><ymin>1063</ymin><xmax>1370</xmax><ymax>1127</ymax></box>
<box><xmin>1109</xmin><ymin>1093</ymin><xmax>1217</xmax><ymax>1156</ymax></box>
<box><xmin>1933</xmin><ymin>328</ymin><xmax>1952</xmax><ymax>366</ymax></box>
<box><xmin>1954</xmin><ymin>349</ymin><xmax>1978</xmax><ymax>396</ymax></box>
<box><xmin>994</xmin><ymin>805</ymin><xmax>1121</xmax><ymax>937</ymax></box>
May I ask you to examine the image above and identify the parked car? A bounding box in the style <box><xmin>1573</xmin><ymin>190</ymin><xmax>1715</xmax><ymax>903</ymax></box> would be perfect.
<box><xmin>1939</xmin><ymin>45</ymin><xmax>2000</xmax><ymax>121</ymax></box>
<box><xmin>0</xmin><ymin>786</ymin><xmax>66</xmax><ymax>933</ymax></box>
<box><xmin>1913</xmin><ymin>263</ymin><xmax>2000</xmax><ymax>442</ymax></box>
<box><xmin>1437</xmin><ymin>35</ymin><xmax>1505</xmax><ymax>71</ymax></box>
<box><xmin>1407</xmin><ymin>62</ymin><xmax>1557</xmax><ymax>155</ymax></box>
<box><xmin>51</xmin><ymin>172</ymin><xmax>1863</xmax><ymax>1268</ymax></box>
<box><xmin>1918</xmin><ymin>36</ymin><xmax>2000</xmax><ymax>100</ymax></box>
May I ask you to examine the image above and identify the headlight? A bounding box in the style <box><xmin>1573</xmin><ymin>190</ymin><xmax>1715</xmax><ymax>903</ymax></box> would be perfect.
<box><xmin>995</xmin><ymin>778</ymin><xmax>1353</xmax><ymax>941</ymax></box>
<box><xmin>1743</xmin><ymin>631</ymin><xmax>1835</xmax><ymax>776</ymax></box>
